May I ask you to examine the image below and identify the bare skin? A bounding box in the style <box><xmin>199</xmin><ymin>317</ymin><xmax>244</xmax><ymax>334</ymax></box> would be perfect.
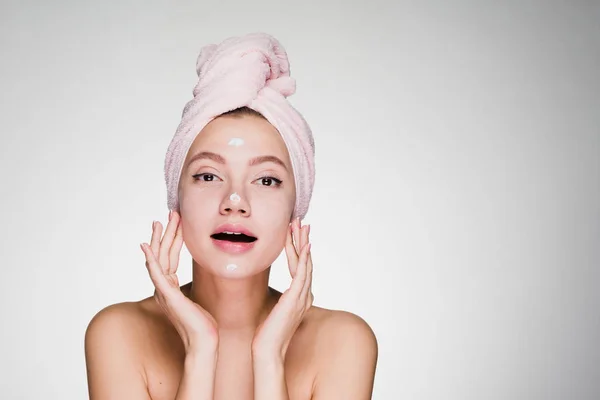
<box><xmin>93</xmin><ymin>286</ymin><xmax>338</xmax><ymax>400</ymax></box>
<box><xmin>85</xmin><ymin>113</ymin><xmax>378</xmax><ymax>399</ymax></box>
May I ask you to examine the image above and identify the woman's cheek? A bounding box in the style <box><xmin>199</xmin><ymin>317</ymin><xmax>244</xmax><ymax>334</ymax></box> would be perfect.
<box><xmin>253</xmin><ymin>193</ymin><xmax>293</xmax><ymax>251</ymax></box>
<box><xmin>182</xmin><ymin>185</ymin><xmax>227</xmax><ymax>219</ymax></box>
<box><xmin>253</xmin><ymin>185</ymin><xmax>294</xmax><ymax>213</ymax></box>
<box><xmin>180</xmin><ymin>187</ymin><xmax>221</xmax><ymax>260</ymax></box>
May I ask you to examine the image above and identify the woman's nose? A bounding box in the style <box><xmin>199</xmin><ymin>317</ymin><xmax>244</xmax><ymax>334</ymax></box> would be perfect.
<box><xmin>220</xmin><ymin>191</ymin><xmax>250</xmax><ymax>216</ymax></box>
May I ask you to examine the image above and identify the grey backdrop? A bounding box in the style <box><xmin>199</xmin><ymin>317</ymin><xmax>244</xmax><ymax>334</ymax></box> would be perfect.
<box><xmin>1</xmin><ymin>0</ymin><xmax>599</xmax><ymax>399</ymax></box>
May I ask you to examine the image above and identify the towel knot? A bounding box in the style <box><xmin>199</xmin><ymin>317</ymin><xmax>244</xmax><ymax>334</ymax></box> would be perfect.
<box><xmin>191</xmin><ymin>33</ymin><xmax>296</xmax><ymax>105</ymax></box>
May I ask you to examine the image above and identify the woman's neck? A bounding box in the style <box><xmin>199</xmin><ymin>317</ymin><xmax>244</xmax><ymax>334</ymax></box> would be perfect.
<box><xmin>186</xmin><ymin>262</ymin><xmax>279</xmax><ymax>335</ymax></box>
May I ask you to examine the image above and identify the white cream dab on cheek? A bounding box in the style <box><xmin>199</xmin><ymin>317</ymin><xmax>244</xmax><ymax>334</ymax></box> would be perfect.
<box><xmin>226</xmin><ymin>263</ymin><xmax>238</xmax><ymax>271</ymax></box>
<box><xmin>228</xmin><ymin>137</ymin><xmax>244</xmax><ymax>146</ymax></box>
<box><xmin>229</xmin><ymin>192</ymin><xmax>241</xmax><ymax>203</ymax></box>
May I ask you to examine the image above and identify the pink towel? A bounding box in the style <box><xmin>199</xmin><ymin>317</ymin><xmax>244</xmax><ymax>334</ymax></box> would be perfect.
<box><xmin>164</xmin><ymin>32</ymin><xmax>315</xmax><ymax>220</ymax></box>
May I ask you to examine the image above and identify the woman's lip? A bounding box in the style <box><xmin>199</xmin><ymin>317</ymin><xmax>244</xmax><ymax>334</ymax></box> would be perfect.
<box><xmin>213</xmin><ymin>223</ymin><xmax>257</xmax><ymax>238</ymax></box>
<box><xmin>211</xmin><ymin>238</ymin><xmax>257</xmax><ymax>254</ymax></box>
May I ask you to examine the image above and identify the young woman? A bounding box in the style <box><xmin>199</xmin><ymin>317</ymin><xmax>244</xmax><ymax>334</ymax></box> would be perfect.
<box><xmin>84</xmin><ymin>33</ymin><xmax>378</xmax><ymax>400</ymax></box>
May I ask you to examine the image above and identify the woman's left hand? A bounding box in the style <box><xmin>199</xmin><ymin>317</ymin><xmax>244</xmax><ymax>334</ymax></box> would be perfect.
<box><xmin>251</xmin><ymin>217</ymin><xmax>314</xmax><ymax>361</ymax></box>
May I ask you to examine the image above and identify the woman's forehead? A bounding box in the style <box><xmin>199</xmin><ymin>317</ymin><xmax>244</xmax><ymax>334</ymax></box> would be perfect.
<box><xmin>188</xmin><ymin>115</ymin><xmax>291</xmax><ymax>164</ymax></box>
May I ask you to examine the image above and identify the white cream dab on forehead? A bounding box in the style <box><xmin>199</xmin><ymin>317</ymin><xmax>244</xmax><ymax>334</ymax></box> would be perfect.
<box><xmin>228</xmin><ymin>137</ymin><xmax>244</xmax><ymax>146</ymax></box>
<box><xmin>230</xmin><ymin>192</ymin><xmax>241</xmax><ymax>202</ymax></box>
<box><xmin>226</xmin><ymin>263</ymin><xmax>238</xmax><ymax>271</ymax></box>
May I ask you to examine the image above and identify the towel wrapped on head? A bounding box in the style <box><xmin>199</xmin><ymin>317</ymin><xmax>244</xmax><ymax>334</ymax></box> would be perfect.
<box><xmin>164</xmin><ymin>32</ymin><xmax>315</xmax><ymax>220</ymax></box>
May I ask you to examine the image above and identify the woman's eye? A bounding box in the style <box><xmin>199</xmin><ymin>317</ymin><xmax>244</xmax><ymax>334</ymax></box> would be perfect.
<box><xmin>192</xmin><ymin>173</ymin><xmax>281</xmax><ymax>187</ymax></box>
<box><xmin>193</xmin><ymin>173</ymin><xmax>220</xmax><ymax>182</ymax></box>
<box><xmin>256</xmin><ymin>176</ymin><xmax>283</xmax><ymax>187</ymax></box>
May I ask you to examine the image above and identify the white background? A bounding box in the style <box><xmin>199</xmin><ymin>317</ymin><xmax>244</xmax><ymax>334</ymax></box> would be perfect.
<box><xmin>1</xmin><ymin>1</ymin><xmax>599</xmax><ymax>399</ymax></box>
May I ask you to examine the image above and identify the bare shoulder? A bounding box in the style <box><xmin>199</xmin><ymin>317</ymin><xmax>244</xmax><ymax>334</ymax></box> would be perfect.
<box><xmin>306</xmin><ymin>306</ymin><xmax>378</xmax><ymax>353</ymax></box>
<box><xmin>85</xmin><ymin>299</ymin><xmax>154</xmax><ymax>341</ymax></box>
<box><xmin>85</xmin><ymin>297</ymin><xmax>163</xmax><ymax>367</ymax></box>
<box><xmin>85</xmin><ymin>295</ymin><xmax>172</xmax><ymax>355</ymax></box>
<box><xmin>303</xmin><ymin>306</ymin><xmax>379</xmax><ymax>399</ymax></box>
<box><xmin>84</xmin><ymin>300</ymin><xmax>149</xmax><ymax>398</ymax></box>
<box><xmin>84</xmin><ymin>297</ymin><xmax>174</xmax><ymax>399</ymax></box>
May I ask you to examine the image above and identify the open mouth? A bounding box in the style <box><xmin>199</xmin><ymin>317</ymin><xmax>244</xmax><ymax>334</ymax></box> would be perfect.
<box><xmin>210</xmin><ymin>232</ymin><xmax>258</xmax><ymax>243</ymax></box>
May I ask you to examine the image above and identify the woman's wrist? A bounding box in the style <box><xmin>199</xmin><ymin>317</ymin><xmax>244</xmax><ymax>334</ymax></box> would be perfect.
<box><xmin>252</xmin><ymin>348</ymin><xmax>285</xmax><ymax>373</ymax></box>
<box><xmin>251</xmin><ymin>342</ymin><xmax>284</xmax><ymax>363</ymax></box>
<box><xmin>186</xmin><ymin>334</ymin><xmax>219</xmax><ymax>356</ymax></box>
<box><xmin>185</xmin><ymin>344</ymin><xmax>218</xmax><ymax>368</ymax></box>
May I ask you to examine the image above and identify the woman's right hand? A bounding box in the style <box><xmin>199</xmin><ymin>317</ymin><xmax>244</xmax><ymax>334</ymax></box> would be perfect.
<box><xmin>140</xmin><ymin>210</ymin><xmax>219</xmax><ymax>355</ymax></box>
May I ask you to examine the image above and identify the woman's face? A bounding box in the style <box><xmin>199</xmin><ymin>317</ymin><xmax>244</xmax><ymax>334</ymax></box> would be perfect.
<box><xmin>178</xmin><ymin>113</ymin><xmax>296</xmax><ymax>278</ymax></box>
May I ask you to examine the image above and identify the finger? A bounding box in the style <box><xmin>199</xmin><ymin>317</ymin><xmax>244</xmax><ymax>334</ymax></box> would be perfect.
<box><xmin>141</xmin><ymin>243</ymin><xmax>170</xmax><ymax>293</ymax></box>
<box><xmin>302</xmin><ymin>224</ymin><xmax>309</xmax><ymax>250</ymax></box>
<box><xmin>292</xmin><ymin>217</ymin><xmax>301</xmax><ymax>254</ymax></box>
<box><xmin>295</xmin><ymin>242</ymin><xmax>311</xmax><ymax>297</ymax></box>
<box><xmin>285</xmin><ymin>223</ymin><xmax>299</xmax><ymax>277</ymax></box>
<box><xmin>150</xmin><ymin>221</ymin><xmax>163</xmax><ymax>260</ymax></box>
<box><xmin>301</xmin><ymin>245</ymin><xmax>313</xmax><ymax>302</ymax></box>
<box><xmin>169</xmin><ymin>218</ymin><xmax>184</xmax><ymax>274</ymax></box>
<box><xmin>301</xmin><ymin>225</ymin><xmax>312</xmax><ymax>296</ymax></box>
<box><xmin>289</xmin><ymin>242</ymin><xmax>310</xmax><ymax>297</ymax></box>
<box><xmin>160</xmin><ymin>211</ymin><xmax>180</xmax><ymax>269</ymax></box>
<box><xmin>293</xmin><ymin>223</ymin><xmax>306</xmax><ymax>259</ymax></box>
<box><xmin>294</xmin><ymin>224</ymin><xmax>308</xmax><ymax>292</ymax></box>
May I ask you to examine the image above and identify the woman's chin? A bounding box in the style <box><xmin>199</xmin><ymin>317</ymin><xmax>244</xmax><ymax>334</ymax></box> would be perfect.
<box><xmin>189</xmin><ymin>241</ymin><xmax>281</xmax><ymax>276</ymax></box>
<box><xmin>191</xmin><ymin>254</ymin><xmax>268</xmax><ymax>275</ymax></box>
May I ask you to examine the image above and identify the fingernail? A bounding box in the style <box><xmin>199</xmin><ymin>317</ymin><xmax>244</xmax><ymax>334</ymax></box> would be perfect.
<box><xmin>169</xmin><ymin>211</ymin><xmax>172</xmax><ymax>220</ymax></box>
<box><xmin>152</xmin><ymin>221</ymin><xmax>156</xmax><ymax>229</ymax></box>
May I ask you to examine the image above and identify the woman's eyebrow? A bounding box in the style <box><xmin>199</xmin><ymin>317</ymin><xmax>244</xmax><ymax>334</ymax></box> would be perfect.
<box><xmin>187</xmin><ymin>151</ymin><xmax>225</xmax><ymax>166</ymax></box>
<box><xmin>249</xmin><ymin>155</ymin><xmax>288</xmax><ymax>171</ymax></box>
<box><xmin>187</xmin><ymin>151</ymin><xmax>288</xmax><ymax>172</ymax></box>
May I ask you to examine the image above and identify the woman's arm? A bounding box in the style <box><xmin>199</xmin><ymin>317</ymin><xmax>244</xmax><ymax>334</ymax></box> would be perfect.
<box><xmin>252</xmin><ymin>354</ymin><xmax>289</xmax><ymax>400</ymax></box>
<box><xmin>143</xmin><ymin>212</ymin><xmax>220</xmax><ymax>399</ymax></box>
<box><xmin>251</xmin><ymin>220</ymin><xmax>313</xmax><ymax>399</ymax></box>
<box><xmin>312</xmin><ymin>311</ymin><xmax>378</xmax><ymax>400</ymax></box>
<box><xmin>251</xmin><ymin>311</ymin><xmax>378</xmax><ymax>400</ymax></box>
<box><xmin>174</xmin><ymin>350</ymin><xmax>218</xmax><ymax>400</ymax></box>
<box><xmin>85</xmin><ymin>304</ymin><xmax>218</xmax><ymax>400</ymax></box>
<box><xmin>85</xmin><ymin>304</ymin><xmax>152</xmax><ymax>399</ymax></box>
